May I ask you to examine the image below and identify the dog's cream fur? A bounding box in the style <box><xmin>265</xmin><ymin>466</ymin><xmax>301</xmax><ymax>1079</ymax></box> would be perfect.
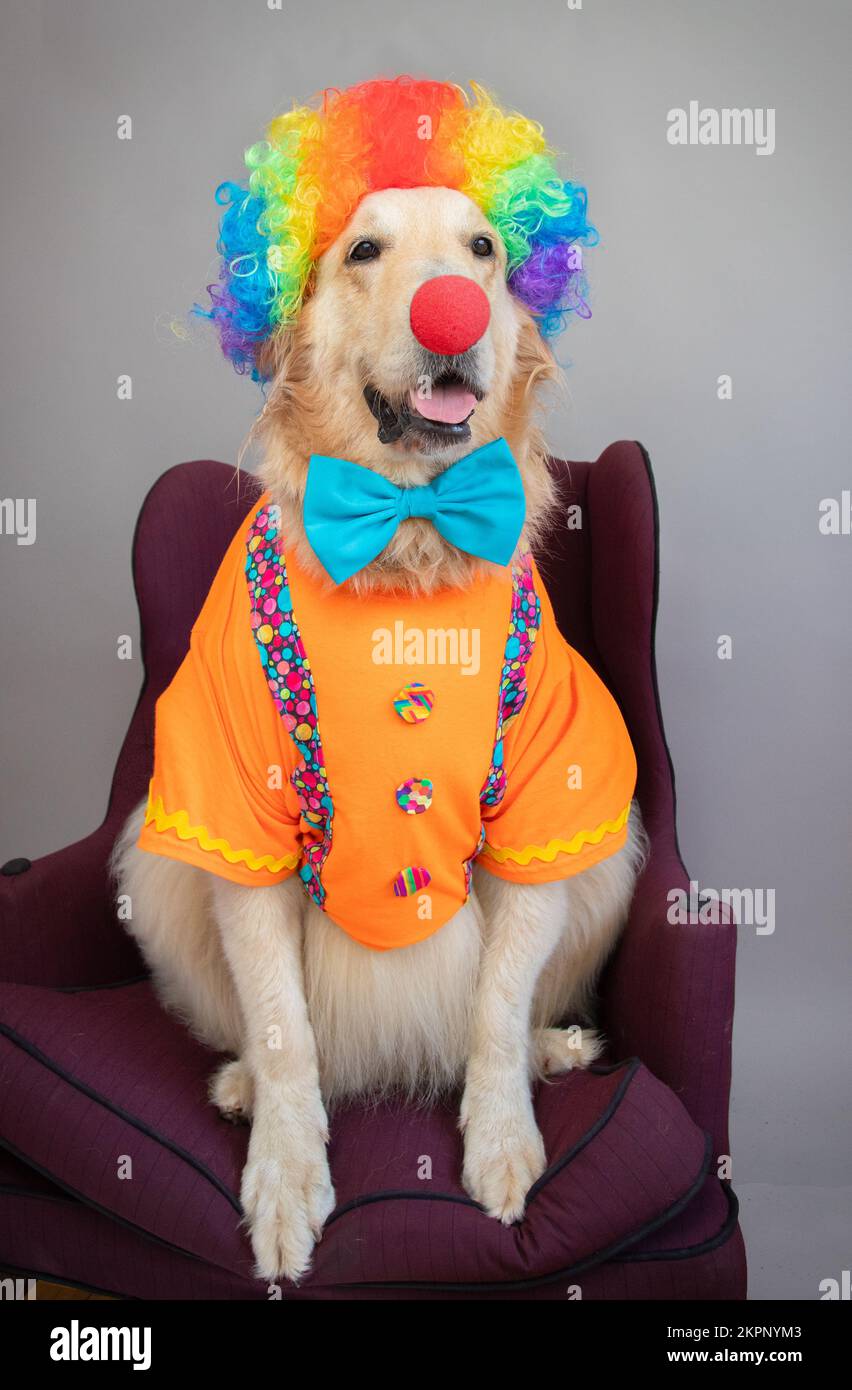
<box><xmin>113</xmin><ymin>186</ymin><xmax>646</xmax><ymax>1283</ymax></box>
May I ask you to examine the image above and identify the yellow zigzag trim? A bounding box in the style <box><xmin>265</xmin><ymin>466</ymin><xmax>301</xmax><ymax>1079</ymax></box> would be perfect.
<box><xmin>144</xmin><ymin>793</ymin><xmax>299</xmax><ymax>875</ymax></box>
<box><xmin>481</xmin><ymin>804</ymin><xmax>631</xmax><ymax>867</ymax></box>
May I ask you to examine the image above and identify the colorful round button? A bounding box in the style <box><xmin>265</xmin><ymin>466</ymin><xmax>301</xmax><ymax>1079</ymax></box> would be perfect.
<box><xmin>393</xmin><ymin>866</ymin><xmax>432</xmax><ymax>897</ymax></box>
<box><xmin>393</xmin><ymin>682</ymin><xmax>434</xmax><ymax>724</ymax></box>
<box><xmin>395</xmin><ymin>777</ymin><xmax>433</xmax><ymax>814</ymax></box>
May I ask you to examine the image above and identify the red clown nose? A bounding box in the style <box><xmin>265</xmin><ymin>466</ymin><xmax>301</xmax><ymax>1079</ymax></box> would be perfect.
<box><xmin>409</xmin><ymin>275</ymin><xmax>491</xmax><ymax>356</ymax></box>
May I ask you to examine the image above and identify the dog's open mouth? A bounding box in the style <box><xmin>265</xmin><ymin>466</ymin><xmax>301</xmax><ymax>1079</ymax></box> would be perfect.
<box><xmin>364</xmin><ymin>371</ymin><xmax>483</xmax><ymax>447</ymax></box>
<box><xmin>407</xmin><ymin>372</ymin><xmax>479</xmax><ymax>430</ymax></box>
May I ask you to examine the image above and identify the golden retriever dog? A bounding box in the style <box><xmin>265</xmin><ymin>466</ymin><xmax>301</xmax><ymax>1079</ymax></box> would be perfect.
<box><xmin>112</xmin><ymin>81</ymin><xmax>646</xmax><ymax>1283</ymax></box>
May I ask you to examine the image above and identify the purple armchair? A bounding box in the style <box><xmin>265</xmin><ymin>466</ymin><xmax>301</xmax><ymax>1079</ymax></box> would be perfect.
<box><xmin>0</xmin><ymin>446</ymin><xmax>746</xmax><ymax>1299</ymax></box>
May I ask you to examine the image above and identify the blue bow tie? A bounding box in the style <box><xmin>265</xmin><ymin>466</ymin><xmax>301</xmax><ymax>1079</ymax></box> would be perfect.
<box><xmin>303</xmin><ymin>438</ymin><xmax>526</xmax><ymax>585</ymax></box>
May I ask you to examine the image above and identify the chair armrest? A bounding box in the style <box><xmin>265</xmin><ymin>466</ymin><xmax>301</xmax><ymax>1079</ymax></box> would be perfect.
<box><xmin>0</xmin><ymin>820</ymin><xmax>144</xmax><ymax>987</ymax></box>
<box><xmin>601</xmin><ymin>846</ymin><xmax>737</xmax><ymax>1162</ymax></box>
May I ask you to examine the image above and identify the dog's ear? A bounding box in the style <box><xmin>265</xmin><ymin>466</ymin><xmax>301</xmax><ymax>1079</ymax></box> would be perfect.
<box><xmin>255</xmin><ymin>326</ymin><xmax>298</xmax><ymax>388</ymax></box>
<box><xmin>513</xmin><ymin>311</ymin><xmax>560</xmax><ymax>399</ymax></box>
<box><xmin>255</xmin><ymin>269</ymin><xmax>318</xmax><ymax>388</ymax></box>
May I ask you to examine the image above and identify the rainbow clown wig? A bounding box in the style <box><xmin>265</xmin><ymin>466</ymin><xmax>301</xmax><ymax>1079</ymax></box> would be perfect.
<box><xmin>198</xmin><ymin>76</ymin><xmax>597</xmax><ymax>382</ymax></box>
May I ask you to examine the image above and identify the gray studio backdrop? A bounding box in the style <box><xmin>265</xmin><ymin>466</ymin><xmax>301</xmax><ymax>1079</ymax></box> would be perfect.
<box><xmin>1</xmin><ymin>0</ymin><xmax>849</xmax><ymax>1299</ymax></box>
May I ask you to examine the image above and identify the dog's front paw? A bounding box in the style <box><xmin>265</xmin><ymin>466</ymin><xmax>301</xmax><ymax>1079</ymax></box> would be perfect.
<box><xmin>241</xmin><ymin>1100</ymin><xmax>336</xmax><ymax>1284</ymax></box>
<box><xmin>460</xmin><ymin>1085</ymin><xmax>546</xmax><ymax>1224</ymax></box>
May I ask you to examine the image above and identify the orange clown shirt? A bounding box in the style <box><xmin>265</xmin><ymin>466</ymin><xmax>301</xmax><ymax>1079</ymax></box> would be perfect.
<box><xmin>138</xmin><ymin>495</ymin><xmax>637</xmax><ymax>950</ymax></box>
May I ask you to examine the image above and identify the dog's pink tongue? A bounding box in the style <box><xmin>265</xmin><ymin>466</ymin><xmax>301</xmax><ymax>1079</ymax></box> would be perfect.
<box><xmin>409</xmin><ymin>383</ymin><xmax>476</xmax><ymax>425</ymax></box>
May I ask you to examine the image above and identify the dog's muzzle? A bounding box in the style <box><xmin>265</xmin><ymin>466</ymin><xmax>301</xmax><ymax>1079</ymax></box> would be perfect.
<box><xmin>363</xmin><ymin>385</ymin><xmax>412</xmax><ymax>444</ymax></box>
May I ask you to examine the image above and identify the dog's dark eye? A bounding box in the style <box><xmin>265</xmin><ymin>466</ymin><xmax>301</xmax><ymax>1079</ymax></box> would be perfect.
<box><xmin>348</xmin><ymin>239</ymin><xmax>381</xmax><ymax>263</ymax></box>
<box><xmin>471</xmin><ymin>236</ymin><xmax>494</xmax><ymax>258</ymax></box>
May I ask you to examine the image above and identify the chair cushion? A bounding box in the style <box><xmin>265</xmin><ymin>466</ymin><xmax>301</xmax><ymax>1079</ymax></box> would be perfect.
<box><xmin>0</xmin><ymin>981</ymin><xmax>710</xmax><ymax>1289</ymax></box>
<box><xmin>0</xmin><ymin>1146</ymin><xmax>744</xmax><ymax>1300</ymax></box>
